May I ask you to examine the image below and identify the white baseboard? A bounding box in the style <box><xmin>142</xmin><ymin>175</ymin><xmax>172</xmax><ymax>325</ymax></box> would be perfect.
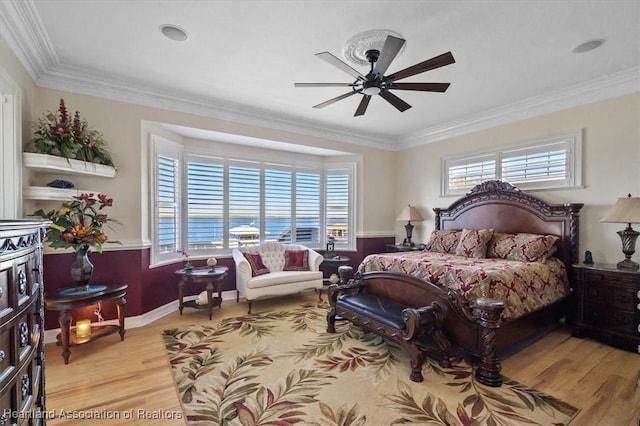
<box><xmin>44</xmin><ymin>289</ymin><xmax>239</xmax><ymax>344</ymax></box>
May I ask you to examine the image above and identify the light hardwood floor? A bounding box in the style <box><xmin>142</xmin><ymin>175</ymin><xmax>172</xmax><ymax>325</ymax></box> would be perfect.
<box><xmin>44</xmin><ymin>292</ymin><xmax>640</xmax><ymax>425</ymax></box>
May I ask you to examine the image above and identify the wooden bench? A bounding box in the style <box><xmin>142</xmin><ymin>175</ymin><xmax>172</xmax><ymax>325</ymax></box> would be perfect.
<box><xmin>326</xmin><ymin>268</ymin><xmax>452</xmax><ymax>382</ymax></box>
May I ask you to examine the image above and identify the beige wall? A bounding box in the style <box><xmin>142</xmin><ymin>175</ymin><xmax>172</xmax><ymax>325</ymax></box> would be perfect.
<box><xmin>21</xmin><ymin>88</ymin><xmax>398</xmax><ymax>249</ymax></box>
<box><xmin>396</xmin><ymin>93</ymin><xmax>640</xmax><ymax>265</ymax></box>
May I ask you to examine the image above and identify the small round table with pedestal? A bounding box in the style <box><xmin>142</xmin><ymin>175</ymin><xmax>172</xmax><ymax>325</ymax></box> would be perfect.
<box><xmin>44</xmin><ymin>283</ymin><xmax>127</xmax><ymax>364</ymax></box>
<box><xmin>175</xmin><ymin>266</ymin><xmax>228</xmax><ymax>320</ymax></box>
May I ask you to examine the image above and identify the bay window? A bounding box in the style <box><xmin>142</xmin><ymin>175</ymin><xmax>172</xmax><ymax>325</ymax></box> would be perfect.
<box><xmin>150</xmin><ymin>135</ymin><xmax>356</xmax><ymax>265</ymax></box>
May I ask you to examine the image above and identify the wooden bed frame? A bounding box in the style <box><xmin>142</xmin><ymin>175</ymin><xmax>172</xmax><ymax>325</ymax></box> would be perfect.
<box><xmin>371</xmin><ymin>180</ymin><xmax>583</xmax><ymax>386</ymax></box>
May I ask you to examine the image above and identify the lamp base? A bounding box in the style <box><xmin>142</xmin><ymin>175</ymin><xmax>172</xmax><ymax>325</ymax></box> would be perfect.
<box><xmin>616</xmin><ymin>259</ymin><xmax>639</xmax><ymax>270</ymax></box>
<box><xmin>616</xmin><ymin>226</ymin><xmax>640</xmax><ymax>271</ymax></box>
<box><xmin>404</xmin><ymin>222</ymin><xmax>414</xmax><ymax>247</ymax></box>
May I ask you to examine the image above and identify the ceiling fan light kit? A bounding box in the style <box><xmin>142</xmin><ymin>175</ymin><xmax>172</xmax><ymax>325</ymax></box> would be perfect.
<box><xmin>295</xmin><ymin>31</ymin><xmax>455</xmax><ymax>117</ymax></box>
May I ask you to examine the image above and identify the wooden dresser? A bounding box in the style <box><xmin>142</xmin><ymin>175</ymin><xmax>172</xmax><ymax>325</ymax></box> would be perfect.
<box><xmin>572</xmin><ymin>263</ymin><xmax>640</xmax><ymax>354</ymax></box>
<box><xmin>0</xmin><ymin>220</ymin><xmax>48</xmax><ymax>424</ymax></box>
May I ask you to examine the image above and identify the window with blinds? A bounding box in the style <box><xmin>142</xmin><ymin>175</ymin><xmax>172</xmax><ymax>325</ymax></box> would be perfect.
<box><xmin>187</xmin><ymin>160</ymin><xmax>224</xmax><ymax>250</ymax></box>
<box><xmin>294</xmin><ymin>171</ymin><xmax>321</xmax><ymax>244</ymax></box>
<box><xmin>151</xmin><ymin>137</ymin><xmax>356</xmax><ymax>263</ymax></box>
<box><xmin>446</xmin><ymin>155</ymin><xmax>496</xmax><ymax>194</ymax></box>
<box><xmin>326</xmin><ymin>171</ymin><xmax>350</xmax><ymax>246</ymax></box>
<box><xmin>229</xmin><ymin>163</ymin><xmax>261</xmax><ymax>248</ymax></box>
<box><xmin>442</xmin><ymin>130</ymin><xmax>582</xmax><ymax>196</ymax></box>
<box><xmin>157</xmin><ymin>154</ymin><xmax>179</xmax><ymax>254</ymax></box>
<box><xmin>265</xmin><ymin>168</ymin><xmax>292</xmax><ymax>243</ymax></box>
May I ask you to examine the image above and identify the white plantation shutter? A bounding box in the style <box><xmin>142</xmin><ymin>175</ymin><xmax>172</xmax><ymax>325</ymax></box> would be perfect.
<box><xmin>229</xmin><ymin>162</ymin><xmax>261</xmax><ymax>247</ymax></box>
<box><xmin>442</xmin><ymin>131</ymin><xmax>581</xmax><ymax>196</ymax></box>
<box><xmin>157</xmin><ymin>154</ymin><xmax>179</xmax><ymax>254</ymax></box>
<box><xmin>326</xmin><ymin>170</ymin><xmax>350</xmax><ymax>247</ymax></box>
<box><xmin>187</xmin><ymin>159</ymin><xmax>224</xmax><ymax>249</ymax></box>
<box><xmin>446</xmin><ymin>155</ymin><xmax>497</xmax><ymax>194</ymax></box>
<box><xmin>294</xmin><ymin>170</ymin><xmax>320</xmax><ymax>243</ymax></box>
<box><xmin>501</xmin><ymin>142</ymin><xmax>570</xmax><ymax>188</ymax></box>
<box><xmin>265</xmin><ymin>168</ymin><xmax>292</xmax><ymax>242</ymax></box>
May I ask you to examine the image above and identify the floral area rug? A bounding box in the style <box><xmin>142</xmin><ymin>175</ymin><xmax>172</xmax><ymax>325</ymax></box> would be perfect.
<box><xmin>162</xmin><ymin>303</ymin><xmax>579</xmax><ymax>425</ymax></box>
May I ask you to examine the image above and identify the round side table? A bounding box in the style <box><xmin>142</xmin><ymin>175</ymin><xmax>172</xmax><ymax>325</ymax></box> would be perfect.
<box><xmin>44</xmin><ymin>283</ymin><xmax>127</xmax><ymax>364</ymax></box>
<box><xmin>175</xmin><ymin>266</ymin><xmax>228</xmax><ymax>320</ymax></box>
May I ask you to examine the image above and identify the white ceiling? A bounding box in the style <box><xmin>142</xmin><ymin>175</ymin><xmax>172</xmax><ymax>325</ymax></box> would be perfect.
<box><xmin>2</xmin><ymin>0</ymin><xmax>639</xmax><ymax>150</ymax></box>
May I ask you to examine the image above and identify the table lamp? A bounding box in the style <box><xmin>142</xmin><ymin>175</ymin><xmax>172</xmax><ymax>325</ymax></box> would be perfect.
<box><xmin>600</xmin><ymin>194</ymin><xmax>640</xmax><ymax>270</ymax></box>
<box><xmin>396</xmin><ymin>205</ymin><xmax>423</xmax><ymax>247</ymax></box>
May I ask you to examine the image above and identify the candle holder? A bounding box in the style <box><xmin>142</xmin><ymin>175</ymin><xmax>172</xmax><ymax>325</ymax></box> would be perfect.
<box><xmin>76</xmin><ymin>319</ymin><xmax>91</xmax><ymax>339</ymax></box>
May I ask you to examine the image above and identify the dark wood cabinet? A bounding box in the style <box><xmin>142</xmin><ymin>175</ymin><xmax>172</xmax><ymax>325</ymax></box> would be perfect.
<box><xmin>0</xmin><ymin>220</ymin><xmax>48</xmax><ymax>424</ymax></box>
<box><xmin>572</xmin><ymin>263</ymin><xmax>639</xmax><ymax>354</ymax></box>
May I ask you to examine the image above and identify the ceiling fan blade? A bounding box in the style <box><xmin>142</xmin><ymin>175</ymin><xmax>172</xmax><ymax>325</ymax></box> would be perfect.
<box><xmin>390</xmin><ymin>82</ymin><xmax>450</xmax><ymax>92</ymax></box>
<box><xmin>295</xmin><ymin>83</ymin><xmax>355</xmax><ymax>87</ymax></box>
<box><xmin>386</xmin><ymin>51</ymin><xmax>455</xmax><ymax>82</ymax></box>
<box><xmin>316</xmin><ymin>52</ymin><xmax>365</xmax><ymax>80</ymax></box>
<box><xmin>354</xmin><ymin>95</ymin><xmax>371</xmax><ymax>116</ymax></box>
<box><xmin>379</xmin><ymin>91</ymin><xmax>411</xmax><ymax>112</ymax></box>
<box><xmin>312</xmin><ymin>91</ymin><xmax>358</xmax><ymax>109</ymax></box>
<box><xmin>373</xmin><ymin>35</ymin><xmax>405</xmax><ymax>77</ymax></box>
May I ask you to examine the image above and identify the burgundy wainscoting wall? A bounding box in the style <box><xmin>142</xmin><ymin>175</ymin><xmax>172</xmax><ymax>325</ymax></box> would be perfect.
<box><xmin>42</xmin><ymin>236</ymin><xmax>395</xmax><ymax>330</ymax></box>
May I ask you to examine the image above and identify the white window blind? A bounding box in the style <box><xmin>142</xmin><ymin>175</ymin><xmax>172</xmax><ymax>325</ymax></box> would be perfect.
<box><xmin>326</xmin><ymin>171</ymin><xmax>350</xmax><ymax>246</ymax></box>
<box><xmin>265</xmin><ymin>168</ymin><xmax>292</xmax><ymax>243</ymax></box>
<box><xmin>447</xmin><ymin>155</ymin><xmax>496</xmax><ymax>194</ymax></box>
<box><xmin>187</xmin><ymin>160</ymin><xmax>224</xmax><ymax>250</ymax></box>
<box><xmin>501</xmin><ymin>143</ymin><xmax>569</xmax><ymax>187</ymax></box>
<box><xmin>294</xmin><ymin>171</ymin><xmax>320</xmax><ymax>244</ymax></box>
<box><xmin>157</xmin><ymin>155</ymin><xmax>179</xmax><ymax>254</ymax></box>
<box><xmin>229</xmin><ymin>163</ymin><xmax>261</xmax><ymax>247</ymax></box>
<box><xmin>442</xmin><ymin>130</ymin><xmax>582</xmax><ymax>196</ymax></box>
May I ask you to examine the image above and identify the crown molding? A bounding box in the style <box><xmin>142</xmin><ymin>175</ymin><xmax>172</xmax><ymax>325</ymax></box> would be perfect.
<box><xmin>36</xmin><ymin>63</ymin><xmax>394</xmax><ymax>150</ymax></box>
<box><xmin>0</xmin><ymin>0</ymin><xmax>57</xmax><ymax>81</ymax></box>
<box><xmin>395</xmin><ymin>66</ymin><xmax>640</xmax><ymax>150</ymax></box>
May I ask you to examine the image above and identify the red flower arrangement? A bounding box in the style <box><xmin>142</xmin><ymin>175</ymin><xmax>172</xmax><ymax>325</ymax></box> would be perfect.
<box><xmin>33</xmin><ymin>193</ymin><xmax>121</xmax><ymax>252</ymax></box>
<box><xmin>29</xmin><ymin>98</ymin><xmax>116</xmax><ymax>167</ymax></box>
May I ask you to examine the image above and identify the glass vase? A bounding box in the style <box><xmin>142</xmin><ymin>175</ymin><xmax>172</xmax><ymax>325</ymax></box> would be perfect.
<box><xmin>70</xmin><ymin>246</ymin><xmax>94</xmax><ymax>290</ymax></box>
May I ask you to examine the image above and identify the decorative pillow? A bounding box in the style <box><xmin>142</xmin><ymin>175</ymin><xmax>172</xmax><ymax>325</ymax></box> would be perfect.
<box><xmin>455</xmin><ymin>229</ymin><xmax>494</xmax><ymax>258</ymax></box>
<box><xmin>243</xmin><ymin>252</ymin><xmax>270</xmax><ymax>276</ymax></box>
<box><xmin>487</xmin><ymin>232</ymin><xmax>559</xmax><ymax>262</ymax></box>
<box><xmin>425</xmin><ymin>229</ymin><xmax>461</xmax><ymax>254</ymax></box>
<box><xmin>283</xmin><ymin>250</ymin><xmax>309</xmax><ymax>271</ymax></box>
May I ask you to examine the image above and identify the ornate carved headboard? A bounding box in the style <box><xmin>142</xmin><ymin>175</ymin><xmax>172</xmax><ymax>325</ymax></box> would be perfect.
<box><xmin>433</xmin><ymin>181</ymin><xmax>583</xmax><ymax>270</ymax></box>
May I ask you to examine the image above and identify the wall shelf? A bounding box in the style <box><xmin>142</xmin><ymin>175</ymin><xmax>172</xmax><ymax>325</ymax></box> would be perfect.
<box><xmin>23</xmin><ymin>153</ymin><xmax>116</xmax><ymax>201</ymax></box>
<box><xmin>23</xmin><ymin>186</ymin><xmax>101</xmax><ymax>201</ymax></box>
<box><xmin>23</xmin><ymin>153</ymin><xmax>116</xmax><ymax>178</ymax></box>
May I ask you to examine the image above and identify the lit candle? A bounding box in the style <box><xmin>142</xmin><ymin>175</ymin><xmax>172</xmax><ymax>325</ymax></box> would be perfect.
<box><xmin>76</xmin><ymin>319</ymin><xmax>91</xmax><ymax>339</ymax></box>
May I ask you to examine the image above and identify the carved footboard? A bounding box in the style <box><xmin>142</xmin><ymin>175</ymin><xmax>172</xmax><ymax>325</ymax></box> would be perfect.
<box><xmin>331</xmin><ymin>269</ymin><xmax>506</xmax><ymax>387</ymax></box>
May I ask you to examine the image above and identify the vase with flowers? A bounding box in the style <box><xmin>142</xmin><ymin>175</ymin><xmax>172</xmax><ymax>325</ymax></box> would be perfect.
<box><xmin>32</xmin><ymin>193</ymin><xmax>121</xmax><ymax>289</ymax></box>
<box><xmin>178</xmin><ymin>249</ymin><xmax>192</xmax><ymax>270</ymax></box>
<box><xmin>28</xmin><ymin>98</ymin><xmax>116</xmax><ymax>167</ymax></box>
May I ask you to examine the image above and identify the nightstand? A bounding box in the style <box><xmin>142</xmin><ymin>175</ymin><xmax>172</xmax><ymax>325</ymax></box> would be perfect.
<box><xmin>572</xmin><ymin>263</ymin><xmax>639</xmax><ymax>354</ymax></box>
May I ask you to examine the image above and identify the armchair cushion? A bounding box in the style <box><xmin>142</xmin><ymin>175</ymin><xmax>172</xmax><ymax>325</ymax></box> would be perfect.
<box><xmin>283</xmin><ymin>249</ymin><xmax>309</xmax><ymax>271</ymax></box>
<box><xmin>243</xmin><ymin>252</ymin><xmax>270</xmax><ymax>276</ymax></box>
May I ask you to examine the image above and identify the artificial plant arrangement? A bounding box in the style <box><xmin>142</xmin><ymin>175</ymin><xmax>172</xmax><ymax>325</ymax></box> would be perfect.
<box><xmin>28</xmin><ymin>98</ymin><xmax>116</xmax><ymax>167</ymax></box>
<box><xmin>32</xmin><ymin>193</ymin><xmax>121</xmax><ymax>253</ymax></box>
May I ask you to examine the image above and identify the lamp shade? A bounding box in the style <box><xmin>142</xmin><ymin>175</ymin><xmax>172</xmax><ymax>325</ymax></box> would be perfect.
<box><xmin>600</xmin><ymin>195</ymin><xmax>640</xmax><ymax>224</ymax></box>
<box><xmin>396</xmin><ymin>205</ymin><xmax>423</xmax><ymax>221</ymax></box>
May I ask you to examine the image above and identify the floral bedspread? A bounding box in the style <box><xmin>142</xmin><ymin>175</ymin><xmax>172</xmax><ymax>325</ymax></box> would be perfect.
<box><xmin>359</xmin><ymin>251</ymin><xmax>569</xmax><ymax>321</ymax></box>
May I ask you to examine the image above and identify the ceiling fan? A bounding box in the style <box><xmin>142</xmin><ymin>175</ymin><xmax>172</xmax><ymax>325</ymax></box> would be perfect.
<box><xmin>295</xmin><ymin>35</ymin><xmax>455</xmax><ymax>117</ymax></box>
